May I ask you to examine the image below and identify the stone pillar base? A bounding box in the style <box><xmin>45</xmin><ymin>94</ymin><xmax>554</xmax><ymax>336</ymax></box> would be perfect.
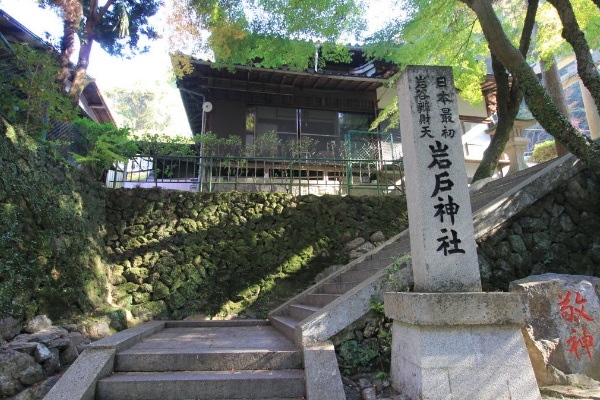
<box><xmin>384</xmin><ymin>292</ymin><xmax>540</xmax><ymax>400</ymax></box>
<box><xmin>506</xmin><ymin>136</ymin><xmax>532</xmax><ymax>175</ymax></box>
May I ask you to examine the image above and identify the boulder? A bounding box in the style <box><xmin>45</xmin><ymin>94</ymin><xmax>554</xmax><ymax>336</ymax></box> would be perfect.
<box><xmin>42</xmin><ymin>349</ymin><xmax>60</xmax><ymax>376</ymax></box>
<box><xmin>58</xmin><ymin>342</ymin><xmax>79</xmax><ymax>366</ymax></box>
<box><xmin>369</xmin><ymin>231</ymin><xmax>386</xmax><ymax>244</ymax></box>
<box><xmin>28</xmin><ymin>327</ymin><xmax>68</xmax><ymax>346</ymax></box>
<box><xmin>9</xmin><ymin>376</ymin><xmax>59</xmax><ymax>400</ymax></box>
<box><xmin>79</xmin><ymin>320</ymin><xmax>111</xmax><ymax>341</ymax></box>
<box><xmin>7</xmin><ymin>342</ymin><xmax>37</xmax><ymax>355</ymax></box>
<box><xmin>0</xmin><ymin>350</ymin><xmax>43</xmax><ymax>397</ymax></box>
<box><xmin>345</xmin><ymin>237</ymin><xmax>366</xmax><ymax>251</ymax></box>
<box><xmin>33</xmin><ymin>344</ymin><xmax>52</xmax><ymax>363</ymax></box>
<box><xmin>67</xmin><ymin>332</ymin><xmax>91</xmax><ymax>354</ymax></box>
<box><xmin>510</xmin><ymin>273</ymin><xmax>600</xmax><ymax>384</ymax></box>
<box><xmin>0</xmin><ymin>317</ymin><xmax>22</xmax><ymax>341</ymax></box>
<box><xmin>23</xmin><ymin>316</ymin><xmax>52</xmax><ymax>334</ymax></box>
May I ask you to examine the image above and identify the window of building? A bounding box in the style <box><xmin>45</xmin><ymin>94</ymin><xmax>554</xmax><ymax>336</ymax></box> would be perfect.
<box><xmin>251</xmin><ymin>105</ymin><xmax>372</xmax><ymax>157</ymax></box>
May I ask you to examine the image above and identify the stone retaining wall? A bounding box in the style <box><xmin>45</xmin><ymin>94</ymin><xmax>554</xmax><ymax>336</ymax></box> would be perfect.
<box><xmin>104</xmin><ymin>189</ymin><xmax>408</xmax><ymax>321</ymax></box>
<box><xmin>477</xmin><ymin>169</ymin><xmax>600</xmax><ymax>291</ymax></box>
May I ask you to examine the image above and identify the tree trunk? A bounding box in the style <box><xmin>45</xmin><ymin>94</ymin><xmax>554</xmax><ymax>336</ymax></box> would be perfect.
<box><xmin>472</xmin><ymin>53</ymin><xmax>522</xmax><ymax>182</ymax></box>
<box><xmin>67</xmin><ymin>0</ymin><xmax>101</xmax><ymax>105</ymax></box>
<box><xmin>471</xmin><ymin>0</ymin><xmax>536</xmax><ymax>182</ymax></box>
<box><xmin>68</xmin><ymin>39</ymin><xmax>94</xmax><ymax>106</ymax></box>
<box><xmin>547</xmin><ymin>0</ymin><xmax>600</xmax><ymax>114</ymax></box>
<box><xmin>460</xmin><ymin>0</ymin><xmax>600</xmax><ymax>172</ymax></box>
<box><xmin>60</xmin><ymin>0</ymin><xmax>117</xmax><ymax>105</ymax></box>
<box><xmin>540</xmin><ymin>58</ymin><xmax>570</xmax><ymax>156</ymax></box>
<box><xmin>56</xmin><ymin>0</ymin><xmax>83</xmax><ymax>89</ymax></box>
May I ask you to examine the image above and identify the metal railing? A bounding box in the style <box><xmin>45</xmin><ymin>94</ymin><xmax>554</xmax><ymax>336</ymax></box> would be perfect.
<box><xmin>106</xmin><ymin>155</ymin><xmax>405</xmax><ymax>196</ymax></box>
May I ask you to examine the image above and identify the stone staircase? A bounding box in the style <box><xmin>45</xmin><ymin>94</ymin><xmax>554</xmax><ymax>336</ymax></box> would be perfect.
<box><xmin>46</xmin><ymin>320</ymin><xmax>306</xmax><ymax>400</ymax></box>
<box><xmin>96</xmin><ymin>321</ymin><xmax>304</xmax><ymax>400</ymax></box>
<box><xmin>44</xmin><ymin>153</ymin><xmax>585</xmax><ymax>400</ymax></box>
<box><xmin>268</xmin><ymin>154</ymin><xmax>583</xmax><ymax>346</ymax></box>
<box><xmin>268</xmin><ymin>233</ymin><xmax>412</xmax><ymax>344</ymax></box>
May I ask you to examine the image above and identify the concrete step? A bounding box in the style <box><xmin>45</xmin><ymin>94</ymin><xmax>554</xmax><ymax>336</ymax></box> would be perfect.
<box><xmin>354</xmin><ymin>254</ymin><xmax>395</xmax><ymax>270</ymax></box>
<box><xmin>363</xmin><ymin>245</ymin><xmax>410</xmax><ymax>264</ymax></box>
<box><xmin>322</xmin><ymin>281</ymin><xmax>359</xmax><ymax>294</ymax></box>
<box><xmin>304</xmin><ymin>293</ymin><xmax>340</xmax><ymax>307</ymax></box>
<box><xmin>115</xmin><ymin>324</ymin><xmax>300</xmax><ymax>373</ymax></box>
<box><xmin>288</xmin><ymin>304</ymin><xmax>320</xmax><ymax>321</ymax></box>
<box><xmin>340</xmin><ymin>269</ymin><xmax>378</xmax><ymax>282</ymax></box>
<box><xmin>116</xmin><ymin>348</ymin><xmax>302</xmax><ymax>372</ymax></box>
<box><xmin>470</xmin><ymin>162</ymin><xmax>548</xmax><ymax>212</ymax></box>
<box><xmin>268</xmin><ymin>315</ymin><xmax>299</xmax><ymax>342</ymax></box>
<box><xmin>96</xmin><ymin>370</ymin><xmax>305</xmax><ymax>400</ymax></box>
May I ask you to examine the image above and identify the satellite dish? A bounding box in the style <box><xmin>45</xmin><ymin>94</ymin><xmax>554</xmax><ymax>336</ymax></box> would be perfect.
<box><xmin>202</xmin><ymin>102</ymin><xmax>213</xmax><ymax>113</ymax></box>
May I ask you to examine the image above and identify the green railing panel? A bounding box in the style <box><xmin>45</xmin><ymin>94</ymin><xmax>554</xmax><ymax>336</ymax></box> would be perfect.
<box><xmin>106</xmin><ymin>155</ymin><xmax>405</xmax><ymax>196</ymax></box>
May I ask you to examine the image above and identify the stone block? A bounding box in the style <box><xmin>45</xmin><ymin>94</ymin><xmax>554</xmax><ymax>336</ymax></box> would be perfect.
<box><xmin>510</xmin><ymin>273</ymin><xmax>600</xmax><ymax>383</ymax></box>
<box><xmin>384</xmin><ymin>292</ymin><xmax>527</xmax><ymax>325</ymax></box>
<box><xmin>303</xmin><ymin>341</ymin><xmax>345</xmax><ymax>400</ymax></box>
<box><xmin>43</xmin><ymin>348</ymin><xmax>115</xmax><ymax>400</ymax></box>
<box><xmin>390</xmin><ymin>321</ymin><xmax>540</xmax><ymax>400</ymax></box>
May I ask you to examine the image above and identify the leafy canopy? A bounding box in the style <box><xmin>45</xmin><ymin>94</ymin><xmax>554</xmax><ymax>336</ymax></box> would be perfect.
<box><xmin>0</xmin><ymin>42</ymin><xmax>77</xmax><ymax>139</ymax></box>
<box><xmin>40</xmin><ymin>0</ymin><xmax>163</xmax><ymax>57</ymax></box>
<box><xmin>170</xmin><ymin>0</ymin><xmax>365</xmax><ymax>71</ymax></box>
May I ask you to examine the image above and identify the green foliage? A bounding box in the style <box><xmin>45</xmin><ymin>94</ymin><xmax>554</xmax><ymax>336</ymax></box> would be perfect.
<box><xmin>338</xmin><ymin>307</ymin><xmax>392</xmax><ymax>377</ymax></box>
<box><xmin>71</xmin><ymin>118</ymin><xmax>136</xmax><ymax>180</ymax></box>
<box><xmin>364</xmin><ymin>0</ymin><xmax>489</xmax><ymax>130</ymax></box>
<box><xmin>535</xmin><ymin>0</ymin><xmax>600</xmax><ymax>62</ymax></box>
<box><xmin>530</xmin><ymin>139</ymin><xmax>558</xmax><ymax>163</ymax></box>
<box><xmin>0</xmin><ymin>42</ymin><xmax>77</xmax><ymax>139</ymax></box>
<box><xmin>369</xmin><ymin>296</ymin><xmax>385</xmax><ymax>314</ymax></box>
<box><xmin>170</xmin><ymin>0</ymin><xmax>363</xmax><ymax>70</ymax></box>
<box><xmin>385</xmin><ymin>254</ymin><xmax>412</xmax><ymax>290</ymax></box>
<box><xmin>39</xmin><ymin>0</ymin><xmax>162</xmax><ymax>58</ymax></box>
<box><xmin>339</xmin><ymin>338</ymin><xmax>382</xmax><ymax>375</ymax></box>
<box><xmin>104</xmin><ymin>85</ymin><xmax>174</xmax><ymax>135</ymax></box>
<box><xmin>287</xmin><ymin>136</ymin><xmax>319</xmax><ymax>158</ymax></box>
<box><xmin>252</xmin><ymin>130</ymin><xmax>282</xmax><ymax>157</ymax></box>
<box><xmin>135</xmin><ymin>133</ymin><xmax>196</xmax><ymax>156</ymax></box>
<box><xmin>192</xmin><ymin>132</ymin><xmax>244</xmax><ymax>157</ymax></box>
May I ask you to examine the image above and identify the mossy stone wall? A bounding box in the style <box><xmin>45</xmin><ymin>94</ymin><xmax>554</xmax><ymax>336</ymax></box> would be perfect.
<box><xmin>0</xmin><ymin>120</ymin><xmax>108</xmax><ymax>319</ymax></box>
<box><xmin>477</xmin><ymin>169</ymin><xmax>600</xmax><ymax>290</ymax></box>
<box><xmin>105</xmin><ymin>189</ymin><xmax>407</xmax><ymax>320</ymax></box>
<box><xmin>5</xmin><ymin>114</ymin><xmax>600</xmax><ymax>325</ymax></box>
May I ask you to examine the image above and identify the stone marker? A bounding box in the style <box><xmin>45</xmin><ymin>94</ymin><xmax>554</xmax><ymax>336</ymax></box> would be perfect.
<box><xmin>398</xmin><ymin>66</ymin><xmax>481</xmax><ymax>293</ymax></box>
<box><xmin>510</xmin><ymin>273</ymin><xmax>600</xmax><ymax>384</ymax></box>
<box><xmin>384</xmin><ymin>66</ymin><xmax>540</xmax><ymax>400</ymax></box>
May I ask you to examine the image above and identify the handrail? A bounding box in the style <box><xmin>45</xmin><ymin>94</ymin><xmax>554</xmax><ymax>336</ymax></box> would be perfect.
<box><xmin>106</xmin><ymin>154</ymin><xmax>405</xmax><ymax>196</ymax></box>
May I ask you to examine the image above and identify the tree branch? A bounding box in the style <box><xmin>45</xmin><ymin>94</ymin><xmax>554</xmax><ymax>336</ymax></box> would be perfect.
<box><xmin>97</xmin><ymin>0</ymin><xmax>118</xmax><ymax>20</ymax></box>
<box><xmin>518</xmin><ymin>0</ymin><xmax>538</xmax><ymax>57</ymax></box>
<box><xmin>546</xmin><ymin>0</ymin><xmax>600</xmax><ymax>116</ymax></box>
<box><xmin>460</xmin><ymin>0</ymin><xmax>600</xmax><ymax>173</ymax></box>
<box><xmin>450</xmin><ymin>19</ymin><xmax>477</xmax><ymax>64</ymax></box>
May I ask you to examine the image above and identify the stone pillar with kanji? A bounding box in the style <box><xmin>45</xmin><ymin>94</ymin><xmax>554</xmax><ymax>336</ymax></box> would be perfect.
<box><xmin>384</xmin><ymin>66</ymin><xmax>540</xmax><ymax>400</ymax></box>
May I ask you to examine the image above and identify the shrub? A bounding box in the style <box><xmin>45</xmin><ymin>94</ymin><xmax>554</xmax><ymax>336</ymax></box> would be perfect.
<box><xmin>71</xmin><ymin>118</ymin><xmax>136</xmax><ymax>181</ymax></box>
<box><xmin>530</xmin><ymin>139</ymin><xmax>557</xmax><ymax>163</ymax></box>
<box><xmin>0</xmin><ymin>42</ymin><xmax>77</xmax><ymax>139</ymax></box>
